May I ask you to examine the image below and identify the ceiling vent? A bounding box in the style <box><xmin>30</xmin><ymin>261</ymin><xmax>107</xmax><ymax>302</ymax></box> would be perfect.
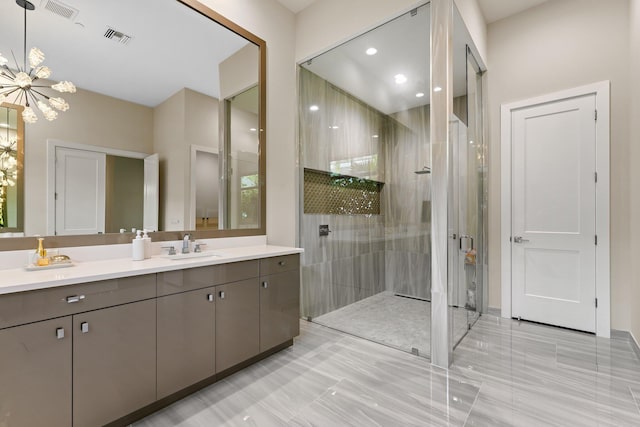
<box><xmin>40</xmin><ymin>0</ymin><xmax>79</xmax><ymax>20</ymax></box>
<box><xmin>104</xmin><ymin>27</ymin><xmax>133</xmax><ymax>45</ymax></box>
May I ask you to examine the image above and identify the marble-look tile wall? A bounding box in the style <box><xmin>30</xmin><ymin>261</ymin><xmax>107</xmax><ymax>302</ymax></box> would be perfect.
<box><xmin>299</xmin><ymin>68</ymin><xmax>432</xmax><ymax>318</ymax></box>
<box><xmin>299</xmin><ymin>69</ymin><xmax>387</xmax><ymax>319</ymax></box>
<box><xmin>384</xmin><ymin>107</ymin><xmax>431</xmax><ymax>300</ymax></box>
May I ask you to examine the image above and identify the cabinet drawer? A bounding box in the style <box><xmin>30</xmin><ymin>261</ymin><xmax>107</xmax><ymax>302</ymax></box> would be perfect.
<box><xmin>259</xmin><ymin>254</ymin><xmax>300</xmax><ymax>275</ymax></box>
<box><xmin>0</xmin><ymin>274</ymin><xmax>156</xmax><ymax>330</ymax></box>
<box><xmin>158</xmin><ymin>260</ymin><xmax>259</xmax><ymax>296</ymax></box>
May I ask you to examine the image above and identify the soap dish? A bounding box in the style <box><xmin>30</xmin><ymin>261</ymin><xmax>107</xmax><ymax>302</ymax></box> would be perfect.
<box><xmin>25</xmin><ymin>261</ymin><xmax>74</xmax><ymax>271</ymax></box>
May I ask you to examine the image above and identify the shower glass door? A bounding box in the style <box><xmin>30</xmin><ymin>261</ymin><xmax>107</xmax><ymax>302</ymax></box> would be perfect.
<box><xmin>450</xmin><ymin>7</ymin><xmax>486</xmax><ymax>348</ymax></box>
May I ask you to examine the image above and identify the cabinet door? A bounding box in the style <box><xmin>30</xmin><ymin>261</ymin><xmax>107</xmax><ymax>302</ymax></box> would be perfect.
<box><xmin>0</xmin><ymin>317</ymin><xmax>72</xmax><ymax>427</ymax></box>
<box><xmin>260</xmin><ymin>269</ymin><xmax>300</xmax><ymax>352</ymax></box>
<box><xmin>157</xmin><ymin>287</ymin><xmax>216</xmax><ymax>399</ymax></box>
<box><xmin>73</xmin><ymin>299</ymin><xmax>156</xmax><ymax>427</ymax></box>
<box><xmin>215</xmin><ymin>278</ymin><xmax>259</xmax><ymax>373</ymax></box>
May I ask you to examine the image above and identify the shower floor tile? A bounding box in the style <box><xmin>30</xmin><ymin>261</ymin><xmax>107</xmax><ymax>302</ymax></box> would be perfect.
<box><xmin>313</xmin><ymin>291</ymin><xmax>470</xmax><ymax>357</ymax></box>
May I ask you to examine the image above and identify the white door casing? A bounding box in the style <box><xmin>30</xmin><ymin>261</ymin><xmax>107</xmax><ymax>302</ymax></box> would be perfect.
<box><xmin>501</xmin><ymin>81</ymin><xmax>610</xmax><ymax>338</ymax></box>
<box><xmin>55</xmin><ymin>148</ymin><xmax>106</xmax><ymax>236</ymax></box>
<box><xmin>143</xmin><ymin>154</ymin><xmax>160</xmax><ymax>232</ymax></box>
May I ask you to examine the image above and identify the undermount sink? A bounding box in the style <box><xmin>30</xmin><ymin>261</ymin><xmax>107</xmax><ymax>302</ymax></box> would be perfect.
<box><xmin>163</xmin><ymin>251</ymin><xmax>224</xmax><ymax>260</ymax></box>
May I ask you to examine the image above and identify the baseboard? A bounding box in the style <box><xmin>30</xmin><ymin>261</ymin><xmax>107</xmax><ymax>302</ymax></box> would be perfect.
<box><xmin>611</xmin><ymin>329</ymin><xmax>640</xmax><ymax>361</ymax></box>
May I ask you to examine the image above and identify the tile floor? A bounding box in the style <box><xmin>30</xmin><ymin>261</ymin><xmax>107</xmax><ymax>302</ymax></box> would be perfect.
<box><xmin>135</xmin><ymin>315</ymin><xmax>640</xmax><ymax>426</ymax></box>
<box><xmin>313</xmin><ymin>291</ymin><xmax>471</xmax><ymax>357</ymax></box>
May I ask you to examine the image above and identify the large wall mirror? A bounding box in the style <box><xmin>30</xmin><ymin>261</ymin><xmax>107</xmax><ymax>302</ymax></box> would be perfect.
<box><xmin>0</xmin><ymin>0</ymin><xmax>266</xmax><ymax>249</ymax></box>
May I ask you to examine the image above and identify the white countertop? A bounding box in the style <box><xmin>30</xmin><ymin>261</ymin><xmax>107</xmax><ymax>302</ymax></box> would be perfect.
<box><xmin>0</xmin><ymin>245</ymin><xmax>303</xmax><ymax>296</ymax></box>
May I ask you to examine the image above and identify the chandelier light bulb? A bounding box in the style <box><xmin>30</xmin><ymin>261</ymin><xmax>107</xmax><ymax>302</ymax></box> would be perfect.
<box><xmin>0</xmin><ymin>55</ymin><xmax>7</xmax><ymax>67</ymax></box>
<box><xmin>49</xmin><ymin>97</ymin><xmax>69</xmax><ymax>111</ymax></box>
<box><xmin>22</xmin><ymin>106</ymin><xmax>37</xmax><ymax>124</ymax></box>
<box><xmin>28</xmin><ymin>47</ymin><xmax>45</xmax><ymax>68</ymax></box>
<box><xmin>51</xmin><ymin>81</ymin><xmax>76</xmax><ymax>93</ymax></box>
<box><xmin>34</xmin><ymin>66</ymin><xmax>51</xmax><ymax>79</ymax></box>
<box><xmin>15</xmin><ymin>72</ymin><xmax>32</xmax><ymax>88</ymax></box>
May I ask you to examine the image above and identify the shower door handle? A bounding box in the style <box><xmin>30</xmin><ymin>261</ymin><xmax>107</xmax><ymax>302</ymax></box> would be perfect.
<box><xmin>459</xmin><ymin>235</ymin><xmax>474</xmax><ymax>251</ymax></box>
<box><xmin>513</xmin><ymin>236</ymin><xmax>529</xmax><ymax>244</ymax></box>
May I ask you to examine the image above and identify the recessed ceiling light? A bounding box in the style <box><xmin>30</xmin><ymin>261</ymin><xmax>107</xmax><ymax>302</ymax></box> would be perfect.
<box><xmin>372</xmin><ymin>134</ymin><xmax>379</xmax><ymax>138</ymax></box>
<box><xmin>416</xmin><ymin>92</ymin><xmax>425</xmax><ymax>98</ymax></box>
<box><xmin>250</xmin><ymin>128</ymin><xmax>257</xmax><ymax>132</ymax></box>
<box><xmin>394</xmin><ymin>74</ymin><xmax>407</xmax><ymax>85</ymax></box>
<box><xmin>366</xmin><ymin>47</ymin><xmax>378</xmax><ymax>56</ymax></box>
<box><xmin>433</xmin><ymin>86</ymin><xmax>442</xmax><ymax>92</ymax></box>
<box><xmin>329</xmin><ymin>125</ymin><xmax>339</xmax><ymax>129</ymax></box>
<box><xmin>309</xmin><ymin>105</ymin><xmax>319</xmax><ymax>112</ymax></box>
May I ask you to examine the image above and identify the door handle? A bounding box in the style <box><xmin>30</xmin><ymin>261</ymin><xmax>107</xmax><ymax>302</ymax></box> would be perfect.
<box><xmin>219</xmin><ymin>291</ymin><xmax>225</xmax><ymax>300</ymax></box>
<box><xmin>262</xmin><ymin>281</ymin><xmax>268</xmax><ymax>289</ymax></box>
<box><xmin>56</xmin><ymin>327</ymin><xmax>65</xmax><ymax>339</ymax></box>
<box><xmin>80</xmin><ymin>322</ymin><xmax>89</xmax><ymax>333</ymax></box>
<box><xmin>459</xmin><ymin>235</ymin><xmax>474</xmax><ymax>251</ymax></box>
<box><xmin>513</xmin><ymin>236</ymin><xmax>530</xmax><ymax>244</ymax></box>
<box><xmin>207</xmin><ymin>293</ymin><xmax>214</xmax><ymax>302</ymax></box>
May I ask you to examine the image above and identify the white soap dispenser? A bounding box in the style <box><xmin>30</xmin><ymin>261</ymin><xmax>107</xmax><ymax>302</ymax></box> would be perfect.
<box><xmin>132</xmin><ymin>230</ymin><xmax>145</xmax><ymax>261</ymax></box>
<box><xmin>142</xmin><ymin>229</ymin><xmax>152</xmax><ymax>259</ymax></box>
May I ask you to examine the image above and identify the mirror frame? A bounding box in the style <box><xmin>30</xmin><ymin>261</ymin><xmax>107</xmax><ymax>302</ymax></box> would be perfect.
<box><xmin>0</xmin><ymin>0</ymin><xmax>267</xmax><ymax>251</ymax></box>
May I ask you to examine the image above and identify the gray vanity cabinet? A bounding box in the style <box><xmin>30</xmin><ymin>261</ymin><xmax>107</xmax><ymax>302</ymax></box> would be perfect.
<box><xmin>73</xmin><ymin>299</ymin><xmax>156</xmax><ymax>427</ymax></box>
<box><xmin>157</xmin><ymin>286</ymin><xmax>216</xmax><ymax>399</ymax></box>
<box><xmin>259</xmin><ymin>269</ymin><xmax>300</xmax><ymax>352</ymax></box>
<box><xmin>0</xmin><ymin>317</ymin><xmax>72</xmax><ymax>427</ymax></box>
<box><xmin>215</xmin><ymin>278</ymin><xmax>260</xmax><ymax>372</ymax></box>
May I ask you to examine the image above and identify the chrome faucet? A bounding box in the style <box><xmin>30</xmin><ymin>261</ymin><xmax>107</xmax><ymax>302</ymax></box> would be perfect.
<box><xmin>182</xmin><ymin>234</ymin><xmax>191</xmax><ymax>254</ymax></box>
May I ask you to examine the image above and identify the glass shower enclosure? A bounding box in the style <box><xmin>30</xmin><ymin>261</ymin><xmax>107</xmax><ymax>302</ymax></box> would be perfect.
<box><xmin>298</xmin><ymin>0</ymin><xmax>486</xmax><ymax>362</ymax></box>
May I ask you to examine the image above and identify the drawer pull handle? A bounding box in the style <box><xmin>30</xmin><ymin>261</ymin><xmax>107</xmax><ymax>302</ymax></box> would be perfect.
<box><xmin>80</xmin><ymin>322</ymin><xmax>89</xmax><ymax>334</ymax></box>
<box><xmin>56</xmin><ymin>327</ymin><xmax>65</xmax><ymax>339</ymax></box>
<box><xmin>219</xmin><ymin>291</ymin><xmax>225</xmax><ymax>300</ymax></box>
<box><xmin>207</xmin><ymin>293</ymin><xmax>214</xmax><ymax>302</ymax></box>
<box><xmin>66</xmin><ymin>295</ymin><xmax>85</xmax><ymax>304</ymax></box>
<box><xmin>278</xmin><ymin>261</ymin><xmax>286</xmax><ymax>266</ymax></box>
<box><xmin>262</xmin><ymin>281</ymin><xmax>268</xmax><ymax>289</ymax></box>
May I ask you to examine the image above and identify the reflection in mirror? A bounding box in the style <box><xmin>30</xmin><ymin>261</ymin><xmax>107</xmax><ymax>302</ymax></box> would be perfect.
<box><xmin>0</xmin><ymin>0</ymin><xmax>265</xmax><ymax>243</ymax></box>
<box><xmin>0</xmin><ymin>104</ymin><xmax>23</xmax><ymax>234</ymax></box>
<box><xmin>224</xmin><ymin>85</ymin><xmax>260</xmax><ymax>229</ymax></box>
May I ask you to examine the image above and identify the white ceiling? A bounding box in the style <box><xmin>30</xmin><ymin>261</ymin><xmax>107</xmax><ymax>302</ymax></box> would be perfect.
<box><xmin>475</xmin><ymin>0</ymin><xmax>550</xmax><ymax>23</ymax></box>
<box><xmin>276</xmin><ymin>0</ymin><xmax>318</xmax><ymax>14</ymax></box>
<box><xmin>300</xmin><ymin>4</ymin><xmax>475</xmax><ymax>115</ymax></box>
<box><xmin>278</xmin><ymin>0</ymin><xmax>550</xmax><ymax>23</ymax></box>
<box><xmin>0</xmin><ymin>0</ymin><xmax>250</xmax><ymax>107</ymax></box>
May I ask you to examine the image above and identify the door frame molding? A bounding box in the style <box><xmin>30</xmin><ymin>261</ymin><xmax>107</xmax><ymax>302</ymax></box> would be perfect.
<box><xmin>500</xmin><ymin>81</ymin><xmax>610</xmax><ymax>337</ymax></box>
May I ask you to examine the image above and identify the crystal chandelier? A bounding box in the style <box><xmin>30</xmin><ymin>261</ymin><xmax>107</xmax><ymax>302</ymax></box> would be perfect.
<box><xmin>0</xmin><ymin>136</ymin><xmax>17</xmax><ymax>188</ymax></box>
<box><xmin>0</xmin><ymin>0</ymin><xmax>76</xmax><ymax>124</ymax></box>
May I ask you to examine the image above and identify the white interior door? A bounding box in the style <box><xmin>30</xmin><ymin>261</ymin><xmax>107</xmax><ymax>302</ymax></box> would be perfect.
<box><xmin>55</xmin><ymin>148</ymin><xmax>106</xmax><ymax>235</ymax></box>
<box><xmin>511</xmin><ymin>94</ymin><xmax>596</xmax><ymax>332</ymax></box>
<box><xmin>143</xmin><ymin>153</ymin><xmax>159</xmax><ymax>232</ymax></box>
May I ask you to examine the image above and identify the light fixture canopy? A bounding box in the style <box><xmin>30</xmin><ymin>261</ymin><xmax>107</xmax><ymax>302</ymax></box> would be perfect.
<box><xmin>0</xmin><ymin>0</ymin><xmax>76</xmax><ymax>124</ymax></box>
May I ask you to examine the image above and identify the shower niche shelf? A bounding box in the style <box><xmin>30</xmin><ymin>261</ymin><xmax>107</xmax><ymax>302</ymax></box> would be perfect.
<box><xmin>303</xmin><ymin>168</ymin><xmax>384</xmax><ymax>215</ymax></box>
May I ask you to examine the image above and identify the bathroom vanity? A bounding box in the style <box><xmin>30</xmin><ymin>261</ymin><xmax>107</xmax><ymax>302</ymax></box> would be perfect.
<box><xmin>0</xmin><ymin>245</ymin><xmax>301</xmax><ymax>427</ymax></box>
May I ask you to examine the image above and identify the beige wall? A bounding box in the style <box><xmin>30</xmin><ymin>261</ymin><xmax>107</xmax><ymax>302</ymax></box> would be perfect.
<box><xmin>219</xmin><ymin>43</ymin><xmax>260</xmax><ymax>100</ymax></box>
<box><xmin>24</xmin><ymin>87</ymin><xmax>153</xmax><ymax>235</ymax></box>
<box><xmin>154</xmin><ymin>89</ymin><xmax>187</xmax><ymax>231</ymax></box>
<box><xmin>199</xmin><ymin>0</ymin><xmax>296</xmax><ymax>246</ymax></box>
<box><xmin>629</xmin><ymin>0</ymin><xmax>640</xmax><ymax>342</ymax></box>
<box><xmin>486</xmin><ymin>0</ymin><xmax>631</xmax><ymax>330</ymax></box>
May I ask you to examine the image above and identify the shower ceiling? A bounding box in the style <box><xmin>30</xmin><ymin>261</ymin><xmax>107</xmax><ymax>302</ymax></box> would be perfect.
<box><xmin>301</xmin><ymin>5</ymin><xmax>477</xmax><ymax>115</ymax></box>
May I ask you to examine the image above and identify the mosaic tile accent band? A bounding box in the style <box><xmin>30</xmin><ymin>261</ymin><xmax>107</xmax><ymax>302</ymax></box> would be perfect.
<box><xmin>303</xmin><ymin>168</ymin><xmax>382</xmax><ymax>215</ymax></box>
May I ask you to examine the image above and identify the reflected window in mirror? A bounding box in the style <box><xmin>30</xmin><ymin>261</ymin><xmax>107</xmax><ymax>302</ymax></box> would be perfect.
<box><xmin>0</xmin><ymin>104</ymin><xmax>24</xmax><ymax>234</ymax></box>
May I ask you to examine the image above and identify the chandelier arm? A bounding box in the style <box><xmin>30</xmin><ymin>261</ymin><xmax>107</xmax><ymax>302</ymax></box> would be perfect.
<box><xmin>1</xmin><ymin>65</ymin><xmax>17</xmax><ymax>79</ymax></box>
<box><xmin>25</xmin><ymin>89</ymin><xmax>40</xmax><ymax>109</ymax></box>
<box><xmin>30</xmin><ymin>88</ymin><xmax>50</xmax><ymax>99</ymax></box>
<box><xmin>0</xmin><ymin>87</ymin><xmax>22</xmax><ymax>98</ymax></box>
<box><xmin>23</xmin><ymin>2</ymin><xmax>27</xmax><ymax>73</ymax></box>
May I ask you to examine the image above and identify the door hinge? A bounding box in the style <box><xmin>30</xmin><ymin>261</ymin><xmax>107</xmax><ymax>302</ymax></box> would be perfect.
<box><xmin>595</xmin><ymin>298</ymin><xmax>598</xmax><ymax>308</ymax></box>
<box><xmin>594</xmin><ymin>172</ymin><xmax>598</xmax><ymax>183</ymax></box>
<box><xmin>595</xmin><ymin>235</ymin><xmax>598</xmax><ymax>245</ymax></box>
<box><xmin>54</xmin><ymin>192</ymin><xmax>58</xmax><ymax>200</ymax></box>
<box><xmin>595</xmin><ymin>110</ymin><xmax>598</xmax><ymax>121</ymax></box>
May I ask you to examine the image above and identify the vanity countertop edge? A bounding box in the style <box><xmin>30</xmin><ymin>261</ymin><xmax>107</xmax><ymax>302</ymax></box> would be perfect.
<box><xmin>0</xmin><ymin>245</ymin><xmax>303</xmax><ymax>295</ymax></box>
